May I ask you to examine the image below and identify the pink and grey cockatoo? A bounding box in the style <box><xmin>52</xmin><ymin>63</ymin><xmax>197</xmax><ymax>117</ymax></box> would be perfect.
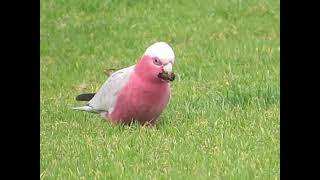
<box><xmin>73</xmin><ymin>42</ymin><xmax>175</xmax><ymax>127</ymax></box>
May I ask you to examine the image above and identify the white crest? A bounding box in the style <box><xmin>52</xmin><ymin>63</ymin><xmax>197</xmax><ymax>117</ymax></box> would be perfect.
<box><xmin>144</xmin><ymin>42</ymin><xmax>175</xmax><ymax>63</ymax></box>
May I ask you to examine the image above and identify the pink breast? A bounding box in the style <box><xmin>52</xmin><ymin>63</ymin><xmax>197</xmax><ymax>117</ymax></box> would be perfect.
<box><xmin>108</xmin><ymin>76</ymin><xmax>170</xmax><ymax>125</ymax></box>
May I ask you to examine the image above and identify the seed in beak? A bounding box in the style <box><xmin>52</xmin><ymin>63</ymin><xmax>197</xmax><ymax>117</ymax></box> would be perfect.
<box><xmin>158</xmin><ymin>72</ymin><xmax>175</xmax><ymax>81</ymax></box>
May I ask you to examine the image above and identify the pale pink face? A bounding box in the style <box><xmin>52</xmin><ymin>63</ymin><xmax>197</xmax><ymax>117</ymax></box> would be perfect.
<box><xmin>135</xmin><ymin>42</ymin><xmax>175</xmax><ymax>82</ymax></box>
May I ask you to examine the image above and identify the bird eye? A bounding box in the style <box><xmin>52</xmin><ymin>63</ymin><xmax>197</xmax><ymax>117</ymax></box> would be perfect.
<box><xmin>153</xmin><ymin>57</ymin><xmax>162</xmax><ymax>65</ymax></box>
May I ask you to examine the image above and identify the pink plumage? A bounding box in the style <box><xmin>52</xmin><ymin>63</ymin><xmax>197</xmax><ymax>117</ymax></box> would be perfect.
<box><xmin>73</xmin><ymin>42</ymin><xmax>176</xmax><ymax>127</ymax></box>
<box><xmin>109</xmin><ymin>55</ymin><xmax>172</xmax><ymax>126</ymax></box>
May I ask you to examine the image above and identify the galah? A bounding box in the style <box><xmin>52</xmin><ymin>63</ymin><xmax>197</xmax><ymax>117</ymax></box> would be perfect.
<box><xmin>73</xmin><ymin>42</ymin><xmax>176</xmax><ymax>127</ymax></box>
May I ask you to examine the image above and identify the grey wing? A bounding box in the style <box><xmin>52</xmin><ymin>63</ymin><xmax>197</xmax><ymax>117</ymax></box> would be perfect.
<box><xmin>87</xmin><ymin>65</ymin><xmax>135</xmax><ymax>113</ymax></box>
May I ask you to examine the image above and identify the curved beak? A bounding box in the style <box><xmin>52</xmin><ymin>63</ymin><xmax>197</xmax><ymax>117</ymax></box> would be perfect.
<box><xmin>163</xmin><ymin>63</ymin><xmax>173</xmax><ymax>74</ymax></box>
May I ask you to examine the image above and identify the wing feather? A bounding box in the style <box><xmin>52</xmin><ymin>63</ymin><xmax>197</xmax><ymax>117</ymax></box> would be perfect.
<box><xmin>87</xmin><ymin>65</ymin><xmax>135</xmax><ymax>113</ymax></box>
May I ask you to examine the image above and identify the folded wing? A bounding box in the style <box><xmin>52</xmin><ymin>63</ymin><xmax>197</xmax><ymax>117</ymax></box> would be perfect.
<box><xmin>73</xmin><ymin>65</ymin><xmax>135</xmax><ymax>113</ymax></box>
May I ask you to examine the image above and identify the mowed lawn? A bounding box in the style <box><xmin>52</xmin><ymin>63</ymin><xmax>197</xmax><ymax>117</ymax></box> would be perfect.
<box><xmin>40</xmin><ymin>0</ymin><xmax>280</xmax><ymax>179</ymax></box>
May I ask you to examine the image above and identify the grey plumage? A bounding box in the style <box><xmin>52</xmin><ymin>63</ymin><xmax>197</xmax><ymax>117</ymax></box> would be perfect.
<box><xmin>72</xmin><ymin>65</ymin><xmax>135</xmax><ymax>113</ymax></box>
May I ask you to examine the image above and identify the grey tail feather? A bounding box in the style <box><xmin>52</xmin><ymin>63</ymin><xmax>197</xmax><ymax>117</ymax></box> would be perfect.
<box><xmin>76</xmin><ymin>93</ymin><xmax>96</xmax><ymax>101</ymax></box>
<box><xmin>72</xmin><ymin>105</ymin><xmax>99</xmax><ymax>113</ymax></box>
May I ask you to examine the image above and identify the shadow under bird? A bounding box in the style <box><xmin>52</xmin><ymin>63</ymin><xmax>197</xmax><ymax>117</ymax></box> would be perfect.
<box><xmin>73</xmin><ymin>42</ymin><xmax>176</xmax><ymax>127</ymax></box>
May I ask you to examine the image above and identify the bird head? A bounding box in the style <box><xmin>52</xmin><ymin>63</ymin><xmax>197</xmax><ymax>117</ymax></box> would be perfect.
<box><xmin>135</xmin><ymin>42</ymin><xmax>175</xmax><ymax>82</ymax></box>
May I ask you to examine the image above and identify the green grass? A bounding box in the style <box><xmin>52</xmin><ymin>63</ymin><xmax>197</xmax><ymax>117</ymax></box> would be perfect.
<box><xmin>40</xmin><ymin>0</ymin><xmax>280</xmax><ymax>179</ymax></box>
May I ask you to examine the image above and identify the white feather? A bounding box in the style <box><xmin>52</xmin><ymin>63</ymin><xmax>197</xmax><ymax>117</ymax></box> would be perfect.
<box><xmin>72</xmin><ymin>105</ymin><xmax>95</xmax><ymax>112</ymax></box>
<box><xmin>144</xmin><ymin>42</ymin><xmax>175</xmax><ymax>63</ymax></box>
